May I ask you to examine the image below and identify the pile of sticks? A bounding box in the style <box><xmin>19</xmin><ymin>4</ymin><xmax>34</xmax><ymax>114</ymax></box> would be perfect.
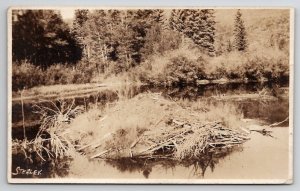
<box><xmin>135</xmin><ymin>120</ymin><xmax>249</xmax><ymax>159</ymax></box>
<box><xmin>79</xmin><ymin>119</ymin><xmax>250</xmax><ymax>160</ymax></box>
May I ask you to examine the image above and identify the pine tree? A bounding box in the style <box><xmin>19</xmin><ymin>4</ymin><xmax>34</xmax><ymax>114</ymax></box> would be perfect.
<box><xmin>190</xmin><ymin>9</ymin><xmax>216</xmax><ymax>56</ymax></box>
<box><xmin>169</xmin><ymin>9</ymin><xmax>216</xmax><ymax>56</ymax></box>
<box><xmin>233</xmin><ymin>9</ymin><xmax>247</xmax><ymax>51</ymax></box>
<box><xmin>73</xmin><ymin>9</ymin><xmax>88</xmax><ymax>29</ymax></box>
<box><xmin>169</xmin><ymin>9</ymin><xmax>187</xmax><ymax>33</ymax></box>
<box><xmin>72</xmin><ymin>10</ymin><xmax>89</xmax><ymax>59</ymax></box>
<box><xmin>169</xmin><ymin>9</ymin><xmax>178</xmax><ymax>30</ymax></box>
<box><xmin>151</xmin><ymin>9</ymin><xmax>165</xmax><ymax>23</ymax></box>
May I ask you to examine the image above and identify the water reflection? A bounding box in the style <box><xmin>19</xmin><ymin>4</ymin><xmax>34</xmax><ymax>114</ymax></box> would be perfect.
<box><xmin>141</xmin><ymin>81</ymin><xmax>288</xmax><ymax>101</ymax></box>
<box><xmin>12</xmin><ymin>82</ymin><xmax>289</xmax><ymax>131</ymax></box>
<box><xmin>140</xmin><ymin>83</ymin><xmax>289</xmax><ymax>125</ymax></box>
<box><xmin>105</xmin><ymin>147</ymin><xmax>243</xmax><ymax>179</ymax></box>
<box><xmin>11</xmin><ymin>151</ymin><xmax>71</xmax><ymax>178</ymax></box>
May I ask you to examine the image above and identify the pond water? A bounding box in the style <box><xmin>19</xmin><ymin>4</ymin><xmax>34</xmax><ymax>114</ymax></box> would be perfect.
<box><xmin>11</xmin><ymin>82</ymin><xmax>290</xmax><ymax>179</ymax></box>
<box><xmin>67</xmin><ymin>127</ymin><xmax>290</xmax><ymax>180</ymax></box>
<box><xmin>12</xmin><ymin>82</ymin><xmax>289</xmax><ymax>131</ymax></box>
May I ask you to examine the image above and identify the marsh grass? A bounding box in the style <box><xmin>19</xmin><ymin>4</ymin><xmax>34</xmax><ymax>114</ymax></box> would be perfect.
<box><xmin>12</xmin><ymin>99</ymin><xmax>84</xmax><ymax>177</ymax></box>
<box><xmin>35</xmin><ymin>100</ymin><xmax>84</xmax><ymax>156</ymax></box>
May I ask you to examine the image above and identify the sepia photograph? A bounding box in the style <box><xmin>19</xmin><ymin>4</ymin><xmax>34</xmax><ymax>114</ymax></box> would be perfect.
<box><xmin>7</xmin><ymin>7</ymin><xmax>293</xmax><ymax>184</ymax></box>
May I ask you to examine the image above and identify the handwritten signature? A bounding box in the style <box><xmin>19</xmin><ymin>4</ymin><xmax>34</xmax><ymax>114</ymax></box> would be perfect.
<box><xmin>12</xmin><ymin>166</ymin><xmax>42</xmax><ymax>176</ymax></box>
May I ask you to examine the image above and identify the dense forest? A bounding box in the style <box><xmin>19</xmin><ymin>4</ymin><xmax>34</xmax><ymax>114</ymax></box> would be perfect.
<box><xmin>12</xmin><ymin>9</ymin><xmax>290</xmax><ymax>91</ymax></box>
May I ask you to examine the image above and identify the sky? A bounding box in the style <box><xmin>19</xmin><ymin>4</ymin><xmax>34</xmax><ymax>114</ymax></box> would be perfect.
<box><xmin>60</xmin><ymin>8</ymin><xmax>75</xmax><ymax>20</ymax></box>
<box><xmin>58</xmin><ymin>8</ymin><xmax>287</xmax><ymax>25</ymax></box>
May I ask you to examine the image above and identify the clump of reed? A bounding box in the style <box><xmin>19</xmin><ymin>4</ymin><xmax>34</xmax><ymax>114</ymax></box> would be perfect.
<box><xmin>12</xmin><ymin>99</ymin><xmax>83</xmax><ymax>177</ymax></box>
<box><xmin>34</xmin><ymin>100</ymin><xmax>83</xmax><ymax>157</ymax></box>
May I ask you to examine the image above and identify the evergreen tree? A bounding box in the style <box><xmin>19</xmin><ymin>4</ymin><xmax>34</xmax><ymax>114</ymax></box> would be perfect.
<box><xmin>198</xmin><ymin>9</ymin><xmax>216</xmax><ymax>55</ymax></box>
<box><xmin>12</xmin><ymin>10</ymin><xmax>82</xmax><ymax>68</ymax></box>
<box><xmin>73</xmin><ymin>9</ymin><xmax>89</xmax><ymax>28</ymax></box>
<box><xmin>169</xmin><ymin>9</ymin><xmax>178</xmax><ymax>30</ymax></box>
<box><xmin>169</xmin><ymin>9</ymin><xmax>187</xmax><ymax>33</ymax></box>
<box><xmin>169</xmin><ymin>9</ymin><xmax>216</xmax><ymax>56</ymax></box>
<box><xmin>85</xmin><ymin>10</ymin><xmax>110</xmax><ymax>72</ymax></box>
<box><xmin>72</xmin><ymin>9</ymin><xmax>89</xmax><ymax>58</ymax></box>
<box><xmin>233</xmin><ymin>9</ymin><xmax>247</xmax><ymax>51</ymax></box>
<box><xmin>122</xmin><ymin>10</ymin><xmax>157</xmax><ymax>64</ymax></box>
<box><xmin>151</xmin><ymin>9</ymin><xmax>165</xmax><ymax>23</ymax></box>
<box><xmin>105</xmin><ymin>10</ymin><xmax>122</xmax><ymax>61</ymax></box>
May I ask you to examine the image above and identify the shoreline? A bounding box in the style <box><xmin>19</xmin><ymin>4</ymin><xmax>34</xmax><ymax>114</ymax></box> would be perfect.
<box><xmin>11</xmin><ymin>78</ymin><xmax>288</xmax><ymax>103</ymax></box>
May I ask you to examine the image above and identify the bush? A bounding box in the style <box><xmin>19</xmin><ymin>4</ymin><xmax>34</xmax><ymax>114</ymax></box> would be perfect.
<box><xmin>244</xmin><ymin>51</ymin><xmax>289</xmax><ymax>81</ymax></box>
<box><xmin>208</xmin><ymin>50</ymin><xmax>289</xmax><ymax>82</ymax></box>
<box><xmin>243</xmin><ymin>57</ymin><xmax>263</xmax><ymax>80</ymax></box>
<box><xmin>12</xmin><ymin>62</ymin><xmax>45</xmax><ymax>91</ymax></box>
<box><xmin>164</xmin><ymin>56</ymin><xmax>207</xmax><ymax>86</ymax></box>
<box><xmin>12</xmin><ymin>61</ymin><xmax>97</xmax><ymax>91</ymax></box>
<box><xmin>44</xmin><ymin>65</ymin><xmax>75</xmax><ymax>85</ymax></box>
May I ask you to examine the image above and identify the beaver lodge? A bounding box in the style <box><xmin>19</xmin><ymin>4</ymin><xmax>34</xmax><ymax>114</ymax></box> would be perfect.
<box><xmin>69</xmin><ymin>93</ymin><xmax>251</xmax><ymax>159</ymax></box>
<box><xmin>12</xmin><ymin>92</ymin><xmax>253</xmax><ymax>173</ymax></box>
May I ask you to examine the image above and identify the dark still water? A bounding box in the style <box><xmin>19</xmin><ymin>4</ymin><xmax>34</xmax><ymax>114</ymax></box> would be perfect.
<box><xmin>142</xmin><ymin>82</ymin><xmax>289</xmax><ymax>126</ymax></box>
<box><xmin>12</xmin><ymin>82</ymin><xmax>289</xmax><ymax>137</ymax></box>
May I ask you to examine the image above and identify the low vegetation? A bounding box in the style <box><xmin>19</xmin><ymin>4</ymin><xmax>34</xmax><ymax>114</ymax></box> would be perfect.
<box><xmin>12</xmin><ymin>61</ymin><xmax>95</xmax><ymax>91</ymax></box>
<box><xmin>133</xmin><ymin>47</ymin><xmax>289</xmax><ymax>86</ymax></box>
<box><xmin>11</xmin><ymin>100</ymin><xmax>83</xmax><ymax>177</ymax></box>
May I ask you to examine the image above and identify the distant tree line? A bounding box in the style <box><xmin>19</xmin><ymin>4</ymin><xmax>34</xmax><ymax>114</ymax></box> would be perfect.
<box><xmin>12</xmin><ymin>9</ymin><xmax>248</xmax><ymax>70</ymax></box>
<box><xmin>72</xmin><ymin>9</ymin><xmax>173</xmax><ymax>73</ymax></box>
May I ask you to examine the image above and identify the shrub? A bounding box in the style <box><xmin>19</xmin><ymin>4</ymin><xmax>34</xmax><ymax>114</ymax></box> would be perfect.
<box><xmin>76</xmin><ymin>60</ymin><xmax>98</xmax><ymax>80</ymax></box>
<box><xmin>208</xmin><ymin>50</ymin><xmax>289</xmax><ymax>82</ymax></box>
<box><xmin>12</xmin><ymin>61</ymin><xmax>97</xmax><ymax>91</ymax></box>
<box><xmin>244</xmin><ymin>50</ymin><xmax>289</xmax><ymax>81</ymax></box>
<box><xmin>207</xmin><ymin>51</ymin><xmax>247</xmax><ymax>80</ymax></box>
<box><xmin>164</xmin><ymin>56</ymin><xmax>207</xmax><ymax>86</ymax></box>
<box><xmin>243</xmin><ymin>57</ymin><xmax>263</xmax><ymax>81</ymax></box>
<box><xmin>12</xmin><ymin>62</ymin><xmax>45</xmax><ymax>91</ymax></box>
<box><xmin>44</xmin><ymin>64</ymin><xmax>75</xmax><ymax>85</ymax></box>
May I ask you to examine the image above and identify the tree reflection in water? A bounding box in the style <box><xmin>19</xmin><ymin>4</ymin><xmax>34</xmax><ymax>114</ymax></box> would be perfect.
<box><xmin>106</xmin><ymin>146</ymin><xmax>243</xmax><ymax>178</ymax></box>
